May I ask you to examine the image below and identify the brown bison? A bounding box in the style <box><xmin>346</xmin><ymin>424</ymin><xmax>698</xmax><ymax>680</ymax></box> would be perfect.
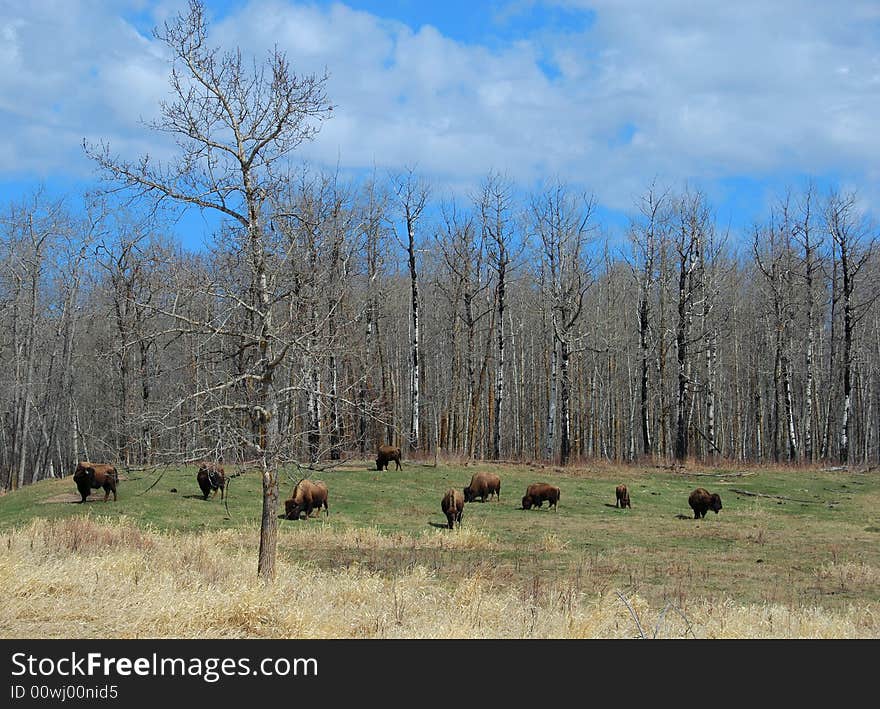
<box><xmin>688</xmin><ymin>487</ymin><xmax>722</xmax><ymax>519</ymax></box>
<box><xmin>521</xmin><ymin>482</ymin><xmax>560</xmax><ymax>511</ymax></box>
<box><xmin>284</xmin><ymin>479</ymin><xmax>329</xmax><ymax>520</ymax></box>
<box><xmin>376</xmin><ymin>445</ymin><xmax>402</xmax><ymax>471</ymax></box>
<box><xmin>615</xmin><ymin>484</ymin><xmax>631</xmax><ymax>509</ymax></box>
<box><xmin>196</xmin><ymin>463</ymin><xmax>226</xmax><ymax>501</ymax></box>
<box><xmin>441</xmin><ymin>488</ymin><xmax>464</xmax><ymax>529</ymax></box>
<box><xmin>463</xmin><ymin>472</ymin><xmax>501</xmax><ymax>503</ymax></box>
<box><xmin>73</xmin><ymin>461</ymin><xmax>118</xmax><ymax>503</ymax></box>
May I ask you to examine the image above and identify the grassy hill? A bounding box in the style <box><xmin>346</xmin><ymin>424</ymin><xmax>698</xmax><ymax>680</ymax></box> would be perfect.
<box><xmin>1</xmin><ymin>459</ymin><xmax>879</xmax><ymax>637</ymax></box>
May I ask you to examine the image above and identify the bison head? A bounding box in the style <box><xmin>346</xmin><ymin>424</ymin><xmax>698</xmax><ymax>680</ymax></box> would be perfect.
<box><xmin>74</xmin><ymin>466</ymin><xmax>95</xmax><ymax>486</ymax></box>
<box><xmin>521</xmin><ymin>495</ymin><xmax>533</xmax><ymax>510</ymax></box>
<box><xmin>709</xmin><ymin>494</ymin><xmax>723</xmax><ymax>513</ymax></box>
<box><xmin>284</xmin><ymin>499</ymin><xmax>302</xmax><ymax>520</ymax></box>
<box><xmin>463</xmin><ymin>487</ymin><xmax>475</xmax><ymax>503</ymax></box>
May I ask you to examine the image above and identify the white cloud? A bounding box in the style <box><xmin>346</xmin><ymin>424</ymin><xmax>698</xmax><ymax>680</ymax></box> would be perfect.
<box><xmin>0</xmin><ymin>0</ymin><xmax>877</xmax><ymax>217</ymax></box>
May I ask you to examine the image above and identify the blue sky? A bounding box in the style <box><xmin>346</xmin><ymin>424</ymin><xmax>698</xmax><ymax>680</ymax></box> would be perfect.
<box><xmin>1</xmin><ymin>0</ymin><xmax>878</xmax><ymax>249</ymax></box>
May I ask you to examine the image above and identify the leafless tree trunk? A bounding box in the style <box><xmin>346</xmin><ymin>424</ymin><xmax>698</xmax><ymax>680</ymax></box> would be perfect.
<box><xmin>479</xmin><ymin>173</ymin><xmax>515</xmax><ymax>461</ymax></box>
<box><xmin>826</xmin><ymin>191</ymin><xmax>878</xmax><ymax>464</ymax></box>
<box><xmin>793</xmin><ymin>186</ymin><xmax>820</xmax><ymax>463</ymax></box>
<box><xmin>533</xmin><ymin>183</ymin><xmax>595</xmax><ymax>464</ymax></box>
<box><xmin>673</xmin><ymin>192</ymin><xmax>709</xmax><ymax>462</ymax></box>
<box><xmin>629</xmin><ymin>185</ymin><xmax>668</xmax><ymax>458</ymax></box>
<box><xmin>393</xmin><ymin>170</ymin><xmax>429</xmax><ymax>454</ymax></box>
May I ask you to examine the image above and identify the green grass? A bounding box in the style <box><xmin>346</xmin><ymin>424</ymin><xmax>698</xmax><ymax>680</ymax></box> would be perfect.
<box><xmin>2</xmin><ymin>460</ymin><xmax>879</xmax><ymax>611</ymax></box>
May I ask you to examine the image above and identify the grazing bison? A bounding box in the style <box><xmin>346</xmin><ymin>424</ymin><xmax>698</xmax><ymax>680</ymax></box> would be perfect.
<box><xmin>688</xmin><ymin>487</ymin><xmax>723</xmax><ymax>519</ymax></box>
<box><xmin>463</xmin><ymin>472</ymin><xmax>501</xmax><ymax>503</ymax></box>
<box><xmin>376</xmin><ymin>445</ymin><xmax>402</xmax><ymax>471</ymax></box>
<box><xmin>196</xmin><ymin>463</ymin><xmax>226</xmax><ymax>501</ymax></box>
<box><xmin>615</xmin><ymin>484</ymin><xmax>631</xmax><ymax>509</ymax></box>
<box><xmin>284</xmin><ymin>479</ymin><xmax>329</xmax><ymax>520</ymax></box>
<box><xmin>521</xmin><ymin>482</ymin><xmax>560</xmax><ymax>511</ymax></box>
<box><xmin>72</xmin><ymin>461</ymin><xmax>118</xmax><ymax>503</ymax></box>
<box><xmin>441</xmin><ymin>488</ymin><xmax>464</xmax><ymax>529</ymax></box>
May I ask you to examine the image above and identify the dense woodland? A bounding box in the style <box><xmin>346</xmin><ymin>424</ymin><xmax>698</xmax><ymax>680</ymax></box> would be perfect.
<box><xmin>1</xmin><ymin>1</ymin><xmax>878</xmax><ymax>579</ymax></box>
<box><xmin>1</xmin><ymin>177</ymin><xmax>878</xmax><ymax>492</ymax></box>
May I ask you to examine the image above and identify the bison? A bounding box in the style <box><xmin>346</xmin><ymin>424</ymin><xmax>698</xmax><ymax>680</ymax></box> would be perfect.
<box><xmin>463</xmin><ymin>472</ymin><xmax>501</xmax><ymax>503</ymax></box>
<box><xmin>196</xmin><ymin>463</ymin><xmax>226</xmax><ymax>501</ymax></box>
<box><xmin>615</xmin><ymin>484</ymin><xmax>631</xmax><ymax>509</ymax></box>
<box><xmin>441</xmin><ymin>488</ymin><xmax>464</xmax><ymax>529</ymax></box>
<box><xmin>72</xmin><ymin>461</ymin><xmax>118</xmax><ymax>503</ymax></box>
<box><xmin>376</xmin><ymin>445</ymin><xmax>402</xmax><ymax>471</ymax></box>
<box><xmin>284</xmin><ymin>479</ymin><xmax>329</xmax><ymax>520</ymax></box>
<box><xmin>688</xmin><ymin>487</ymin><xmax>722</xmax><ymax>519</ymax></box>
<box><xmin>521</xmin><ymin>482</ymin><xmax>560</xmax><ymax>511</ymax></box>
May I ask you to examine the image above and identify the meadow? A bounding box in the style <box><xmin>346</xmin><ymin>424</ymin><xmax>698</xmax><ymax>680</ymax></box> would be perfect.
<box><xmin>1</xmin><ymin>459</ymin><xmax>878</xmax><ymax>638</ymax></box>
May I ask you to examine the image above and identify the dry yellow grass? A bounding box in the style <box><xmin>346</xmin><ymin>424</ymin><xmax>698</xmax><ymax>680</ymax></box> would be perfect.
<box><xmin>0</xmin><ymin>517</ymin><xmax>877</xmax><ymax>639</ymax></box>
<box><xmin>279</xmin><ymin>521</ymin><xmax>498</xmax><ymax>552</ymax></box>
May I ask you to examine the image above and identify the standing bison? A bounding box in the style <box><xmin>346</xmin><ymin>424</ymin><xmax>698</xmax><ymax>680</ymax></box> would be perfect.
<box><xmin>196</xmin><ymin>463</ymin><xmax>226</xmax><ymax>501</ymax></box>
<box><xmin>688</xmin><ymin>487</ymin><xmax>722</xmax><ymax>519</ymax></box>
<box><xmin>521</xmin><ymin>482</ymin><xmax>560</xmax><ymax>511</ymax></box>
<box><xmin>441</xmin><ymin>488</ymin><xmax>464</xmax><ymax>529</ymax></box>
<box><xmin>615</xmin><ymin>484</ymin><xmax>631</xmax><ymax>509</ymax></box>
<box><xmin>73</xmin><ymin>461</ymin><xmax>119</xmax><ymax>503</ymax></box>
<box><xmin>284</xmin><ymin>479</ymin><xmax>329</xmax><ymax>520</ymax></box>
<box><xmin>463</xmin><ymin>472</ymin><xmax>501</xmax><ymax>503</ymax></box>
<box><xmin>376</xmin><ymin>445</ymin><xmax>402</xmax><ymax>471</ymax></box>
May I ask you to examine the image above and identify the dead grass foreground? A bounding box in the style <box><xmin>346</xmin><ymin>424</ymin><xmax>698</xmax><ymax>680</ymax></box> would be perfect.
<box><xmin>1</xmin><ymin>517</ymin><xmax>877</xmax><ymax>639</ymax></box>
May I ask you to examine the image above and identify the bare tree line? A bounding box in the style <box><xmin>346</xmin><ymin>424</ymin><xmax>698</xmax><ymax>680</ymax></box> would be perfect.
<box><xmin>3</xmin><ymin>177</ymin><xmax>877</xmax><ymax>479</ymax></box>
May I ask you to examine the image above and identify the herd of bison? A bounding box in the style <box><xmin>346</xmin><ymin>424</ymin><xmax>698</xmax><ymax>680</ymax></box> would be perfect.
<box><xmin>69</xmin><ymin>443</ymin><xmax>724</xmax><ymax>528</ymax></box>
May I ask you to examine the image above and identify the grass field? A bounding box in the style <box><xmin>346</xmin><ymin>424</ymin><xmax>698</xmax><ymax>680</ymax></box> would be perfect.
<box><xmin>1</xmin><ymin>459</ymin><xmax>879</xmax><ymax>638</ymax></box>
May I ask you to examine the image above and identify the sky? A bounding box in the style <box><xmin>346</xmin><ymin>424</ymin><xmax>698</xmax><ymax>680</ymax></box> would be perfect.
<box><xmin>1</xmin><ymin>0</ymin><xmax>879</xmax><ymax>248</ymax></box>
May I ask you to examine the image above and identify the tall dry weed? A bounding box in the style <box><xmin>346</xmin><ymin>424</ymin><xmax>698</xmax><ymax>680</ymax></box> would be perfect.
<box><xmin>0</xmin><ymin>519</ymin><xmax>877</xmax><ymax>639</ymax></box>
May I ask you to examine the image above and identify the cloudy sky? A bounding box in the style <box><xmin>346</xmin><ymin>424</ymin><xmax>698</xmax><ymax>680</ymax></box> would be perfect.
<box><xmin>1</xmin><ymin>0</ymin><xmax>878</xmax><ymax>243</ymax></box>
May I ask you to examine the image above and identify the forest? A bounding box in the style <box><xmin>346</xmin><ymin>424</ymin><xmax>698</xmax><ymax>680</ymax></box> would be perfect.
<box><xmin>2</xmin><ymin>174</ymin><xmax>877</xmax><ymax>490</ymax></box>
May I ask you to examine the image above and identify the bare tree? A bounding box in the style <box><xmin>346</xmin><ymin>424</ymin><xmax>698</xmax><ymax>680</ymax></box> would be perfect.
<box><xmin>754</xmin><ymin>205</ymin><xmax>798</xmax><ymax>462</ymax></box>
<box><xmin>672</xmin><ymin>191</ymin><xmax>714</xmax><ymax>462</ymax></box>
<box><xmin>825</xmin><ymin>190</ymin><xmax>878</xmax><ymax>464</ymax></box>
<box><xmin>84</xmin><ymin>0</ymin><xmax>332</xmax><ymax>579</ymax></box>
<box><xmin>628</xmin><ymin>184</ymin><xmax>670</xmax><ymax>459</ymax></box>
<box><xmin>478</xmin><ymin>172</ymin><xmax>517</xmax><ymax>461</ymax></box>
<box><xmin>791</xmin><ymin>185</ymin><xmax>822</xmax><ymax>463</ymax></box>
<box><xmin>392</xmin><ymin>169</ymin><xmax>430</xmax><ymax>454</ymax></box>
<box><xmin>532</xmin><ymin>182</ymin><xmax>595</xmax><ymax>464</ymax></box>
